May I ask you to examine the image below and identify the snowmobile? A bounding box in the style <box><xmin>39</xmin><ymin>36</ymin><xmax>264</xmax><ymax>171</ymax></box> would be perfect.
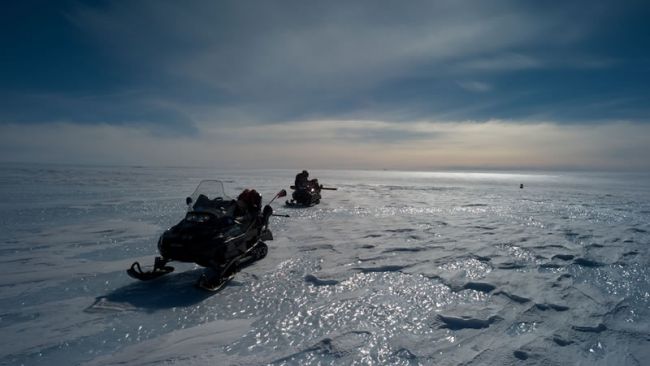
<box><xmin>286</xmin><ymin>180</ymin><xmax>337</xmax><ymax>207</ymax></box>
<box><xmin>127</xmin><ymin>180</ymin><xmax>286</xmax><ymax>291</ymax></box>
<box><xmin>286</xmin><ymin>183</ymin><xmax>321</xmax><ymax>207</ymax></box>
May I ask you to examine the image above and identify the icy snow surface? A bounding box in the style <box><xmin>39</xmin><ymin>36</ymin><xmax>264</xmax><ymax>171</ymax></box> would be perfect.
<box><xmin>0</xmin><ymin>164</ymin><xmax>649</xmax><ymax>365</ymax></box>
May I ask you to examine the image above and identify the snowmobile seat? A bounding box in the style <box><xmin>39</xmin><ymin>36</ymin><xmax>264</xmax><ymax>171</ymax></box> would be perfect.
<box><xmin>193</xmin><ymin>194</ymin><xmax>211</xmax><ymax>211</ymax></box>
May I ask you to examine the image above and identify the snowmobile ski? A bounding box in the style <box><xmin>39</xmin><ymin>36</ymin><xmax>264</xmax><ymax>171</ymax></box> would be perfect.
<box><xmin>127</xmin><ymin>258</ymin><xmax>174</xmax><ymax>281</ymax></box>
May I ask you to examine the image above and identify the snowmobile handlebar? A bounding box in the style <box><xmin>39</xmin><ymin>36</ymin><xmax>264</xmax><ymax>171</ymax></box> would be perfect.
<box><xmin>267</xmin><ymin>189</ymin><xmax>287</xmax><ymax>206</ymax></box>
<box><xmin>290</xmin><ymin>185</ymin><xmax>337</xmax><ymax>190</ymax></box>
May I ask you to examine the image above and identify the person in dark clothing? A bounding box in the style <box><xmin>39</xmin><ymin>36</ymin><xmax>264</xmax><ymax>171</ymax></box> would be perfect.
<box><xmin>295</xmin><ymin>170</ymin><xmax>309</xmax><ymax>188</ymax></box>
<box><xmin>234</xmin><ymin>189</ymin><xmax>261</xmax><ymax>216</ymax></box>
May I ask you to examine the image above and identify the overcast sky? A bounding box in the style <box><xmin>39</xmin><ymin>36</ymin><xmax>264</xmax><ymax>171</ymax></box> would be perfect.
<box><xmin>1</xmin><ymin>0</ymin><xmax>649</xmax><ymax>171</ymax></box>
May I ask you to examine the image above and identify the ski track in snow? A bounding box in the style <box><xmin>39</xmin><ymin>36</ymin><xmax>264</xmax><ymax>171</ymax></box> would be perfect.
<box><xmin>0</xmin><ymin>165</ymin><xmax>649</xmax><ymax>365</ymax></box>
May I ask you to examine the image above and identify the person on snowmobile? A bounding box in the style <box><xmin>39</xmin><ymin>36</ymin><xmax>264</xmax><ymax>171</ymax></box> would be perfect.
<box><xmin>233</xmin><ymin>189</ymin><xmax>261</xmax><ymax>217</ymax></box>
<box><xmin>295</xmin><ymin>170</ymin><xmax>309</xmax><ymax>188</ymax></box>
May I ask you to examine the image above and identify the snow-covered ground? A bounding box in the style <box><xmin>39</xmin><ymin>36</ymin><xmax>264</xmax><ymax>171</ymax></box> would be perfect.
<box><xmin>1</xmin><ymin>164</ymin><xmax>649</xmax><ymax>365</ymax></box>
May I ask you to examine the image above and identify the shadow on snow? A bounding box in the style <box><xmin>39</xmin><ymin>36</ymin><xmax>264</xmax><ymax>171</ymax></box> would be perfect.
<box><xmin>87</xmin><ymin>268</ymin><xmax>216</xmax><ymax>312</ymax></box>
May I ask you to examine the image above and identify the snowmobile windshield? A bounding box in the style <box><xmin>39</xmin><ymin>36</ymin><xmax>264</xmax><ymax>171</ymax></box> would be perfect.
<box><xmin>189</xmin><ymin>180</ymin><xmax>231</xmax><ymax>202</ymax></box>
<box><xmin>187</xmin><ymin>180</ymin><xmax>233</xmax><ymax>216</ymax></box>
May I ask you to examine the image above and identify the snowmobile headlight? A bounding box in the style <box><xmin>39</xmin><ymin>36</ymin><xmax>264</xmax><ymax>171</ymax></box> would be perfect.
<box><xmin>186</xmin><ymin>213</ymin><xmax>212</xmax><ymax>223</ymax></box>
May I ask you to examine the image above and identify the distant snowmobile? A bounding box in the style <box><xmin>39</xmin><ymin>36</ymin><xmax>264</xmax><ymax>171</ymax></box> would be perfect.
<box><xmin>286</xmin><ymin>182</ymin><xmax>321</xmax><ymax>207</ymax></box>
<box><xmin>286</xmin><ymin>180</ymin><xmax>337</xmax><ymax>207</ymax></box>
<box><xmin>127</xmin><ymin>180</ymin><xmax>286</xmax><ymax>291</ymax></box>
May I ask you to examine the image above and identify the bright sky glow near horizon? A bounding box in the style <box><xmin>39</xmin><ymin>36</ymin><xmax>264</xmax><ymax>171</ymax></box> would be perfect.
<box><xmin>1</xmin><ymin>0</ymin><xmax>649</xmax><ymax>171</ymax></box>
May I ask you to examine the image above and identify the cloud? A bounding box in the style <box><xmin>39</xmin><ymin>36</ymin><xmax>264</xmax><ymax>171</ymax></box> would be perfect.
<box><xmin>74</xmin><ymin>2</ymin><xmax>480</xmax><ymax>77</ymax></box>
<box><xmin>57</xmin><ymin>0</ymin><xmax>619</xmax><ymax>124</ymax></box>
<box><xmin>1</xmin><ymin>119</ymin><xmax>648</xmax><ymax>171</ymax></box>
<box><xmin>2</xmin><ymin>0</ymin><xmax>649</xmax><ymax>171</ymax></box>
<box><xmin>457</xmin><ymin>53</ymin><xmax>543</xmax><ymax>71</ymax></box>
<box><xmin>457</xmin><ymin>81</ymin><xmax>493</xmax><ymax>93</ymax></box>
<box><xmin>0</xmin><ymin>90</ymin><xmax>199</xmax><ymax>136</ymax></box>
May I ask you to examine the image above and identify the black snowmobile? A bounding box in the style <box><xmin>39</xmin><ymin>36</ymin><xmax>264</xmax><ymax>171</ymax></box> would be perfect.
<box><xmin>286</xmin><ymin>180</ymin><xmax>337</xmax><ymax>207</ymax></box>
<box><xmin>127</xmin><ymin>180</ymin><xmax>286</xmax><ymax>291</ymax></box>
<box><xmin>286</xmin><ymin>183</ymin><xmax>322</xmax><ymax>207</ymax></box>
